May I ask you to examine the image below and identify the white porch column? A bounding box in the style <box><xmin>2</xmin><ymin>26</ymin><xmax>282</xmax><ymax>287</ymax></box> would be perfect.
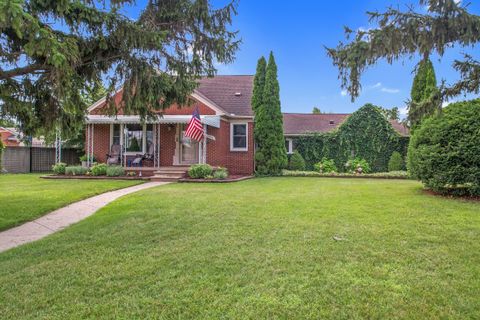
<box><xmin>202</xmin><ymin>124</ymin><xmax>207</xmax><ymax>164</ymax></box>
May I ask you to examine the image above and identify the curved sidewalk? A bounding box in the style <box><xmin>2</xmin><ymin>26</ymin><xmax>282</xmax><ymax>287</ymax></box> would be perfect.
<box><xmin>0</xmin><ymin>181</ymin><xmax>168</xmax><ymax>253</ymax></box>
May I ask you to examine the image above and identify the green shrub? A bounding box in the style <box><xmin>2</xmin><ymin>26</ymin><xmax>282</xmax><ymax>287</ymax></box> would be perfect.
<box><xmin>288</xmin><ymin>151</ymin><xmax>306</xmax><ymax>171</ymax></box>
<box><xmin>345</xmin><ymin>158</ymin><xmax>371</xmax><ymax>174</ymax></box>
<box><xmin>314</xmin><ymin>157</ymin><xmax>337</xmax><ymax>173</ymax></box>
<box><xmin>294</xmin><ymin>104</ymin><xmax>409</xmax><ymax>172</ymax></box>
<box><xmin>79</xmin><ymin>154</ymin><xmax>96</xmax><ymax>162</ymax></box>
<box><xmin>52</xmin><ymin>162</ymin><xmax>67</xmax><ymax>175</ymax></box>
<box><xmin>213</xmin><ymin>167</ymin><xmax>228</xmax><ymax>180</ymax></box>
<box><xmin>106</xmin><ymin>166</ymin><xmax>125</xmax><ymax>177</ymax></box>
<box><xmin>65</xmin><ymin>166</ymin><xmax>88</xmax><ymax>176</ymax></box>
<box><xmin>188</xmin><ymin>164</ymin><xmax>213</xmax><ymax>179</ymax></box>
<box><xmin>388</xmin><ymin>151</ymin><xmax>404</xmax><ymax>172</ymax></box>
<box><xmin>408</xmin><ymin>99</ymin><xmax>480</xmax><ymax>196</ymax></box>
<box><xmin>90</xmin><ymin>163</ymin><xmax>108</xmax><ymax>176</ymax></box>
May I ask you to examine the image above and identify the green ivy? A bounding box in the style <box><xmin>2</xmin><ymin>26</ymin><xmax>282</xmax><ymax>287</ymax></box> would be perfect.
<box><xmin>294</xmin><ymin>104</ymin><xmax>409</xmax><ymax>172</ymax></box>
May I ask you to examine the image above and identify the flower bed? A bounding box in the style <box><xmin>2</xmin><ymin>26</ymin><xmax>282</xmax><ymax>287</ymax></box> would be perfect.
<box><xmin>281</xmin><ymin>170</ymin><xmax>409</xmax><ymax>179</ymax></box>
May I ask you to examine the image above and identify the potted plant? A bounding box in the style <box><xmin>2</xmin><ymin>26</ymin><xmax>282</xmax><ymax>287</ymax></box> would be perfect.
<box><xmin>80</xmin><ymin>154</ymin><xmax>95</xmax><ymax>167</ymax></box>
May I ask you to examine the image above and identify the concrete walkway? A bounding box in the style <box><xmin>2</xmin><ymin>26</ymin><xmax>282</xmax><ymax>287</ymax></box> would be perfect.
<box><xmin>0</xmin><ymin>181</ymin><xmax>168</xmax><ymax>253</ymax></box>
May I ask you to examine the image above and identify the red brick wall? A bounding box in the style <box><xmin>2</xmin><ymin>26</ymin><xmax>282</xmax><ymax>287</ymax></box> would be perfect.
<box><xmin>88</xmin><ymin>124</ymin><xmax>110</xmax><ymax>163</ymax></box>
<box><xmin>159</xmin><ymin>124</ymin><xmax>177</xmax><ymax>166</ymax></box>
<box><xmin>206</xmin><ymin>120</ymin><xmax>254</xmax><ymax>175</ymax></box>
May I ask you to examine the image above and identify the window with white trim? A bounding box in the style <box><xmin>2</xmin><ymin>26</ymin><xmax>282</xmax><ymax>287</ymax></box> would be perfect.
<box><xmin>230</xmin><ymin>123</ymin><xmax>248</xmax><ymax>151</ymax></box>
<box><xmin>285</xmin><ymin>138</ymin><xmax>293</xmax><ymax>154</ymax></box>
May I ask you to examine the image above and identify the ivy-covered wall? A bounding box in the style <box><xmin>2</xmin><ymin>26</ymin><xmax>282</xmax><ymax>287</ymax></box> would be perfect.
<box><xmin>293</xmin><ymin>104</ymin><xmax>409</xmax><ymax>172</ymax></box>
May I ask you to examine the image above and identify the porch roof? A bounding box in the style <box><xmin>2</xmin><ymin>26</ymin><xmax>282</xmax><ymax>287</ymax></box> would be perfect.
<box><xmin>85</xmin><ymin>115</ymin><xmax>221</xmax><ymax>128</ymax></box>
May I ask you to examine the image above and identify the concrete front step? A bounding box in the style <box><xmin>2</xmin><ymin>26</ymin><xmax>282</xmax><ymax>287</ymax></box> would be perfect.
<box><xmin>150</xmin><ymin>166</ymin><xmax>189</xmax><ymax>181</ymax></box>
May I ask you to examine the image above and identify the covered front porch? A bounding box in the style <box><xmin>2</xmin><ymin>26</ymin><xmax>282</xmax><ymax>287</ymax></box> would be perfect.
<box><xmin>85</xmin><ymin>115</ymin><xmax>220</xmax><ymax>173</ymax></box>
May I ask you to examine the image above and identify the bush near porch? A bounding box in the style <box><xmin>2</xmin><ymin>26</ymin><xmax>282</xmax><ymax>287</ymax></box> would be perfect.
<box><xmin>293</xmin><ymin>104</ymin><xmax>409</xmax><ymax>172</ymax></box>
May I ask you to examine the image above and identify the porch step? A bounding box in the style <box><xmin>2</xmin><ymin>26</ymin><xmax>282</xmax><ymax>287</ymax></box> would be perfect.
<box><xmin>150</xmin><ymin>166</ymin><xmax>189</xmax><ymax>182</ymax></box>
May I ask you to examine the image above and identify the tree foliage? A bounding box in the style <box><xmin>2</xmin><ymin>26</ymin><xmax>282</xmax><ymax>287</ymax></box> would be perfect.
<box><xmin>0</xmin><ymin>0</ymin><xmax>239</xmax><ymax>137</ymax></box>
<box><xmin>312</xmin><ymin>107</ymin><xmax>322</xmax><ymax>114</ymax></box>
<box><xmin>377</xmin><ymin>106</ymin><xmax>400</xmax><ymax>121</ymax></box>
<box><xmin>253</xmin><ymin>52</ymin><xmax>287</xmax><ymax>175</ymax></box>
<box><xmin>295</xmin><ymin>104</ymin><xmax>408</xmax><ymax>172</ymax></box>
<box><xmin>326</xmin><ymin>0</ymin><xmax>480</xmax><ymax>101</ymax></box>
<box><xmin>408</xmin><ymin>99</ymin><xmax>480</xmax><ymax>196</ymax></box>
<box><xmin>409</xmin><ymin>57</ymin><xmax>440</xmax><ymax>131</ymax></box>
<box><xmin>251</xmin><ymin>57</ymin><xmax>266</xmax><ymax>114</ymax></box>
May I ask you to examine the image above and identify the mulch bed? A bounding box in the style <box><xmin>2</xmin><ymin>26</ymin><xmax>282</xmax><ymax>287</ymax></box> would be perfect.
<box><xmin>423</xmin><ymin>189</ymin><xmax>480</xmax><ymax>202</ymax></box>
<box><xmin>179</xmin><ymin>175</ymin><xmax>254</xmax><ymax>183</ymax></box>
<box><xmin>41</xmin><ymin>175</ymin><xmax>148</xmax><ymax>181</ymax></box>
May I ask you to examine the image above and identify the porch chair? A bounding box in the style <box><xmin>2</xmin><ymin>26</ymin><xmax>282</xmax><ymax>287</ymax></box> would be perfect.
<box><xmin>131</xmin><ymin>143</ymin><xmax>155</xmax><ymax>167</ymax></box>
<box><xmin>106</xmin><ymin>144</ymin><xmax>121</xmax><ymax>165</ymax></box>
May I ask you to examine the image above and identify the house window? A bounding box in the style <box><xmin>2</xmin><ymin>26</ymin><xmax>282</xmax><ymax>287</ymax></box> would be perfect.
<box><xmin>125</xmin><ymin>124</ymin><xmax>143</xmax><ymax>152</ymax></box>
<box><xmin>285</xmin><ymin>138</ymin><xmax>293</xmax><ymax>154</ymax></box>
<box><xmin>230</xmin><ymin>123</ymin><xmax>248</xmax><ymax>151</ymax></box>
<box><xmin>112</xmin><ymin>124</ymin><xmax>121</xmax><ymax>145</ymax></box>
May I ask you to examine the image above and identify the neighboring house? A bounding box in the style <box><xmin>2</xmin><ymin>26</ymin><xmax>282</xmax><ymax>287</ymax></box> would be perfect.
<box><xmin>85</xmin><ymin>75</ymin><xmax>409</xmax><ymax>176</ymax></box>
<box><xmin>283</xmin><ymin>113</ymin><xmax>409</xmax><ymax>154</ymax></box>
<box><xmin>0</xmin><ymin>127</ymin><xmax>22</xmax><ymax>147</ymax></box>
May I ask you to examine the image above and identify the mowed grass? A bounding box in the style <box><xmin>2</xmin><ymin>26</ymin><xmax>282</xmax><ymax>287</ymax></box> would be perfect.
<box><xmin>0</xmin><ymin>177</ymin><xmax>479</xmax><ymax>319</ymax></box>
<box><xmin>0</xmin><ymin>174</ymin><xmax>142</xmax><ymax>230</ymax></box>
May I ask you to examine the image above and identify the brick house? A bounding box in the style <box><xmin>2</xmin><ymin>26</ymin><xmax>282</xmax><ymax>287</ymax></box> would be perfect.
<box><xmin>86</xmin><ymin>75</ymin><xmax>408</xmax><ymax>177</ymax></box>
<box><xmin>0</xmin><ymin>127</ymin><xmax>22</xmax><ymax>147</ymax></box>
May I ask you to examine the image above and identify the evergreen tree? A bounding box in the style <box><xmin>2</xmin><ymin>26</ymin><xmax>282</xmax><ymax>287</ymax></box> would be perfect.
<box><xmin>327</xmin><ymin>0</ymin><xmax>480</xmax><ymax>101</ymax></box>
<box><xmin>409</xmin><ymin>58</ymin><xmax>440</xmax><ymax>131</ymax></box>
<box><xmin>0</xmin><ymin>0</ymin><xmax>239</xmax><ymax>137</ymax></box>
<box><xmin>312</xmin><ymin>107</ymin><xmax>322</xmax><ymax>114</ymax></box>
<box><xmin>255</xmin><ymin>52</ymin><xmax>287</xmax><ymax>175</ymax></box>
<box><xmin>252</xmin><ymin>57</ymin><xmax>267</xmax><ymax>114</ymax></box>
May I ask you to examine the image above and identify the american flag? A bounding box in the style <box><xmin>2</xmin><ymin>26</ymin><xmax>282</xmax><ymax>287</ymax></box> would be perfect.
<box><xmin>185</xmin><ymin>107</ymin><xmax>204</xmax><ymax>141</ymax></box>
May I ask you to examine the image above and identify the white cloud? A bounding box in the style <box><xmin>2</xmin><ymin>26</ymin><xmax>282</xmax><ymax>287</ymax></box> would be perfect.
<box><xmin>340</xmin><ymin>90</ymin><xmax>348</xmax><ymax>96</ymax></box>
<box><xmin>369</xmin><ymin>82</ymin><xmax>382</xmax><ymax>89</ymax></box>
<box><xmin>399</xmin><ymin>106</ymin><xmax>408</xmax><ymax>116</ymax></box>
<box><xmin>381</xmin><ymin>87</ymin><xmax>400</xmax><ymax>94</ymax></box>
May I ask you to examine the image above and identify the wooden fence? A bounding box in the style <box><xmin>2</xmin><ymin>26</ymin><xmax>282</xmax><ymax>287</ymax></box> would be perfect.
<box><xmin>1</xmin><ymin>147</ymin><xmax>82</xmax><ymax>173</ymax></box>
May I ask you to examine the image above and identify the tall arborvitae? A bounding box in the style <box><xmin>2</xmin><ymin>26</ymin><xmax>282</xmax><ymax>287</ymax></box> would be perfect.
<box><xmin>409</xmin><ymin>57</ymin><xmax>439</xmax><ymax>131</ymax></box>
<box><xmin>252</xmin><ymin>57</ymin><xmax>267</xmax><ymax>114</ymax></box>
<box><xmin>254</xmin><ymin>52</ymin><xmax>287</xmax><ymax>175</ymax></box>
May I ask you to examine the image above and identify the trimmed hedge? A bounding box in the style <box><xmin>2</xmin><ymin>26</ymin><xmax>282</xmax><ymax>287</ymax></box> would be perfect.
<box><xmin>91</xmin><ymin>163</ymin><xmax>108</xmax><ymax>176</ymax></box>
<box><xmin>52</xmin><ymin>162</ymin><xmax>67</xmax><ymax>175</ymax></box>
<box><xmin>294</xmin><ymin>104</ymin><xmax>409</xmax><ymax>172</ymax></box>
<box><xmin>106</xmin><ymin>166</ymin><xmax>125</xmax><ymax>177</ymax></box>
<box><xmin>188</xmin><ymin>164</ymin><xmax>213</xmax><ymax>179</ymax></box>
<box><xmin>408</xmin><ymin>99</ymin><xmax>480</xmax><ymax>196</ymax></box>
<box><xmin>65</xmin><ymin>166</ymin><xmax>88</xmax><ymax>176</ymax></box>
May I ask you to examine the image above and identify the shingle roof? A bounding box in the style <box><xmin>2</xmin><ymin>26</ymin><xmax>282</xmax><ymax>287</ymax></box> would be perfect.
<box><xmin>283</xmin><ymin>113</ymin><xmax>409</xmax><ymax>136</ymax></box>
<box><xmin>196</xmin><ymin>75</ymin><xmax>254</xmax><ymax>116</ymax></box>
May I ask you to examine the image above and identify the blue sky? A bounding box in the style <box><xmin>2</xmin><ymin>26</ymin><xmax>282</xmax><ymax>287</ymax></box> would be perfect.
<box><xmin>124</xmin><ymin>0</ymin><xmax>480</xmax><ymax>116</ymax></box>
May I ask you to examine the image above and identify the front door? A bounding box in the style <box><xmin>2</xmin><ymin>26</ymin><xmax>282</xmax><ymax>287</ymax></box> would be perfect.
<box><xmin>179</xmin><ymin>124</ymin><xmax>199</xmax><ymax>164</ymax></box>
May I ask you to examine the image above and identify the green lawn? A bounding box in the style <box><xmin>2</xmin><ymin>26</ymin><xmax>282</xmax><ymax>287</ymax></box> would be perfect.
<box><xmin>0</xmin><ymin>177</ymin><xmax>479</xmax><ymax>319</ymax></box>
<box><xmin>0</xmin><ymin>174</ymin><xmax>142</xmax><ymax>231</ymax></box>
